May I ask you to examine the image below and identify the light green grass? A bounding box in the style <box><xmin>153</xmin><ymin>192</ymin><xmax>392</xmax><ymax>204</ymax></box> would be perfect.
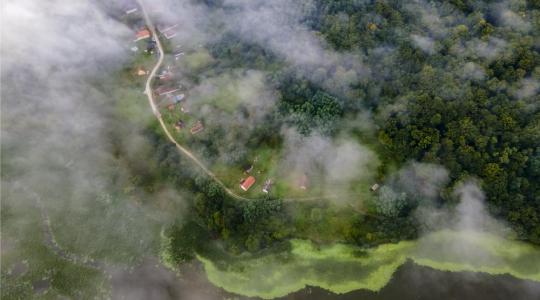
<box><xmin>182</xmin><ymin>49</ymin><xmax>214</xmax><ymax>73</ymax></box>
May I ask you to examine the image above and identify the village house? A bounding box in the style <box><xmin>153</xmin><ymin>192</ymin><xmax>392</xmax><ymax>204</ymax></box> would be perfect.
<box><xmin>125</xmin><ymin>8</ymin><xmax>138</xmax><ymax>15</ymax></box>
<box><xmin>262</xmin><ymin>179</ymin><xmax>272</xmax><ymax>193</ymax></box>
<box><xmin>134</xmin><ymin>29</ymin><xmax>151</xmax><ymax>42</ymax></box>
<box><xmin>136</xmin><ymin>67</ymin><xmax>147</xmax><ymax>76</ymax></box>
<box><xmin>155</xmin><ymin>86</ymin><xmax>180</xmax><ymax>97</ymax></box>
<box><xmin>370</xmin><ymin>183</ymin><xmax>380</xmax><ymax>192</ymax></box>
<box><xmin>190</xmin><ymin>120</ymin><xmax>204</xmax><ymax>134</ymax></box>
<box><xmin>158</xmin><ymin>73</ymin><xmax>172</xmax><ymax>81</ymax></box>
<box><xmin>158</xmin><ymin>24</ymin><xmax>178</xmax><ymax>39</ymax></box>
<box><xmin>158</xmin><ymin>68</ymin><xmax>174</xmax><ymax>81</ymax></box>
<box><xmin>240</xmin><ymin>176</ymin><xmax>256</xmax><ymax>192</ymax></box>
<box><xmin>298</xmin><ymin>174</ymin><xmax>308</xmax><ymax>190</ymax></box>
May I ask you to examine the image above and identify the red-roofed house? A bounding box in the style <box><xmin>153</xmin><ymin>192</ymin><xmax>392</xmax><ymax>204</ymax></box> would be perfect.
<box><xmin>240</xmin><ymin>176</ymin><xmax>256</xmax><ymax>191</ymax></box>
<box><xmin>134</xmin><ymin>29</ymin><xmax>151</xmax><ymax>42</ymax></box>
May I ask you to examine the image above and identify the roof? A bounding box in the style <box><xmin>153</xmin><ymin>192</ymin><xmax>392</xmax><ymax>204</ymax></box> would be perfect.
<box><xmin>137</xmin><ymin>68</ymin><xmax>146</xmax><ymax>76</ymax></box>
<box><xmin>190</xmin><ymin>121</ymin><xmax>204</xmax><ymax>134</ymax></box>
<box><xmin>159</xmin><ymin>24</ymin><xmax>178</xmax><ymax>39</ymax></box>
<box><xmin>240</xmin><ymin>176</ymin><xmax>256</xmax><ymax>191</ymax></box>
<box><xmin>135</xmin><ymin>29</ymin><xmax>150</xmax><ymax>41</ymax></box>
<box><xmin>155</xmin><ymin>86</ymin><xmax>180</xmax><ymax>96</ymax></box>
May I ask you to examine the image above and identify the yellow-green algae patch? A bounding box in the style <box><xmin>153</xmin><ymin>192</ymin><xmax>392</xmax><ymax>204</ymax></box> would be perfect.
<box><xmin>197</xmin><ymin>230</ymin><xmax>540</xmax><ymax>299</ymax></box>
<box><xmin>198</xmin><ymin>239</ymin><xmax>415</xmax><ymax>299</ymax></box>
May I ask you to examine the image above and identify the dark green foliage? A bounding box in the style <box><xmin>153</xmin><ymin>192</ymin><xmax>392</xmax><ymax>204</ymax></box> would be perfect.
<box><xmin>276</xmin><ymin>73</ymin><xmax>343</xmax><ymax>135</ymax></box>
<box><xmin>159</xmin><ymin>0</ymin><xmax>540</xmax><ymax>254</ymax></box>
<box><xmin>167</xmin><ymin>220</ymin><xmax>210</xmax><ymax>263</ymax></box>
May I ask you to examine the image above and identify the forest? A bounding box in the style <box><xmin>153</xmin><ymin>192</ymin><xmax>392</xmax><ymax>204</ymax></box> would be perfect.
<box><xmin>153</xmin><ymin>0</ymin><xmax>540</xmax><ymax>266</ymax></box>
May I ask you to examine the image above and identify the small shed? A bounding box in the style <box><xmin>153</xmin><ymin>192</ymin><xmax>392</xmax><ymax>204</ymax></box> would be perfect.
<box><xmin>174</xmin><ymin>120</ymin><xmax>184</xmax><ymax>131</ymax></box>
<box><xmin>262</xmin><ymin>179</ymin><xmax>272</xmax><ymax>193</ymax></box>
<box><xmin>298</xmin><ymin>174</ymin><xmax>308</xmax><ymax>190</ymax></box>
<box><xmin>136</xmin><ymin>68</ymin><xmax>147</xmax><ymax>76</ymax></box>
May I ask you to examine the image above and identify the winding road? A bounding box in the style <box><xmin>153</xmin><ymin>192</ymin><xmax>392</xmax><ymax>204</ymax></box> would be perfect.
<box><xmin>136</xmin><ymin>1</ymin><xmax>373</xmax><ymax>209</ymax></box>
<box><xmin>138</xmin><ymin>0</ymin><xmax>252</xmax><ymax>201</ymax></box>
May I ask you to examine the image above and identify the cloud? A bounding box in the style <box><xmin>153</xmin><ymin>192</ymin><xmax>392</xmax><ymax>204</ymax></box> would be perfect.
<box><xmin>404</xmin><ymin>0</ymin><xmax>455</xmax><ymax>39</ymax></box>
<box><xmin>513</xmin><ymin>78</ymin><xmax>540</xmax><ymax>100</ymax></box>
<box><xmin>494</xmin><ymin>4</ymin><xmax>531</xmax><ymax>32</ymax></box>
<box><xmin>394</xmin><ymin>162</ymin><xmax>450</xmax><ymax>202</ymax></box>
<box><xmin>373</xmin><ymin>162</ymin><xmax>449</xmax><ymax>217</ymax></box>
<box><xmin>411</xmin><ymin>34</ymin><xmax>436</xmax><ymax>54</ymax></box>
<box><xmin>2</xmin><ymin>0</ymin><xmax>131</xmax><ymax>75</ymax></box>
<box><xmin>218</xmin><ymin>0</ymin><xmax>370</xmax><ymax>95</ymax></box>
<box><xmin>109</xmin><ymin>258</ymin><xmax>222</xmax><ymax>300</ymax></box>
<box><xmin>452</xmin><ymin>182</ymin><xmax>505</xmax><ymax>232</ymax></box>
<box><xmin>1</xmin><ymin>0</ymin><xmax>187</xmax><ymax>275</ymax></box>
<box><xmin>461</xmin><ymin>37</ymin><xmax>508</xmax><ymax>61</ymax></box>
<box><xmin>279</xmin><ymin>129</ymin><xmax>378</xmax><ymax>203</ymax></box>
<box><xmin>414</xmin><ymin>179</ymin><xmax>510</xmax><ymax>235</ymax></box>
<box><xmin>189</xmin><ymin>69</ymin><xmax>276</xmax><ymax>127</ymax></box>
<box><xmin>141</xmin><ymin>0</ymin><xmax>212</xmax><ymax>47</ymax></box>
<box><xmin>461</xmin><ymin>62</ymin><xmax>486</xmax><ymax>81</ymax></box>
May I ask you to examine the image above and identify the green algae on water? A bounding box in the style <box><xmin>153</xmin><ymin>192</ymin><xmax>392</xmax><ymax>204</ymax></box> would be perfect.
<box><xmin>197</xmin><ymin>239</ymin><xmax>415</xmax><ymax>299</ymax></box>
<box><xmin>195</xmin><ymin>230</ymin><xmax>540</xmax><ymax>299</ymax></box>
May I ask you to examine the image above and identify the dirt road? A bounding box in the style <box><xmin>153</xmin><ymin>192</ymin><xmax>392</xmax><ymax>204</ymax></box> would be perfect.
<box><xmin>137</xmin><ymin>0</ymin><xmax>252</xmax><ymax>201</ymax></box>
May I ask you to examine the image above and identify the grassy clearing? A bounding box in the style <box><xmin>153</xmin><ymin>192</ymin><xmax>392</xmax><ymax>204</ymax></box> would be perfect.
<box><xmin>181</xmin><ymin>49</ymin><xmax>215</xmax><ymax>73</ymax></box>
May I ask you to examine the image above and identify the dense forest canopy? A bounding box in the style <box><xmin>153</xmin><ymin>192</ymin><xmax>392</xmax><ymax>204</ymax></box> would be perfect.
<box><xmin>159</xmin><ymin>0</ymin><xmax>540</xmax><ymax>261</ymax></box>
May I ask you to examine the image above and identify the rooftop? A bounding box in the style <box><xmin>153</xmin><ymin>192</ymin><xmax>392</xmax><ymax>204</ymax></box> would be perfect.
<box><xmin>240</xmin><ymin>176</ymin><xmax>256</xmax><ymax>191</ymax></box>
<box><xmin>134</xmin><ymin>29</ymin><xmax>150</xmax><ymax>41</ymax></box>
